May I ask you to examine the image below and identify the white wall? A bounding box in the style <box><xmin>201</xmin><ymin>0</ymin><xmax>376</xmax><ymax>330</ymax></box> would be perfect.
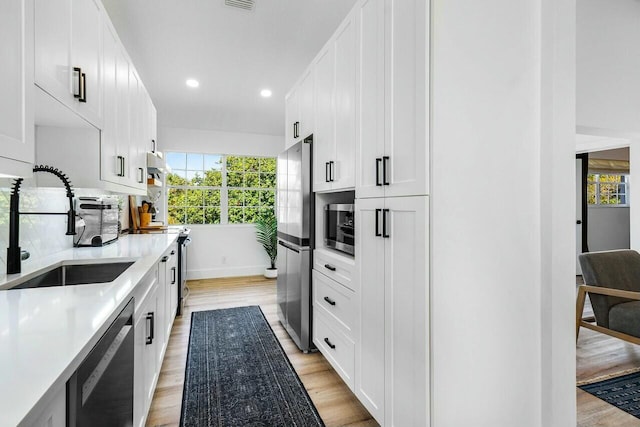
<box><xmin>158</xmin><ymin>126</ymin><xmax>284</xmax><ymax>278</ymax></box>
<box><xmin>577</xmin><ymin>0</ymin><xmax>640</xmax><ymax>133</ymax></box>
<box><xmin>430</xmin><ymin>0</ymin><xmax>575</xmax><ymax>426</ymax></box>
<box><xmin>588</xmin><ymin>207</ymin><xmax>630</xmax><ymax>251</ymax></box>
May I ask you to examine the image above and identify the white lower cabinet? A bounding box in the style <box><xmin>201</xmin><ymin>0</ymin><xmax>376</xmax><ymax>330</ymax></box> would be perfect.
<box><xmin>314</xmin><ymin>310</ymin><xmax>355</xmax><ymax>389</ymax></box>
<box><xmin>355</xmin><ymin>195</ymin><xmax>429</xmax><ymax>426</ymax></box>
<box><xmin>134</xmin><ymin>281</ymin><xmax>158</xmax><ymax>427</ymax></box>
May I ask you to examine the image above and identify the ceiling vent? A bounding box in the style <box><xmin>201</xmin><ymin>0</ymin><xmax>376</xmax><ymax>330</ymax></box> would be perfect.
<box><xmin>225</xmin><ymin>0</ymin><xmax>255</xmax><ymax>11</ymax></box>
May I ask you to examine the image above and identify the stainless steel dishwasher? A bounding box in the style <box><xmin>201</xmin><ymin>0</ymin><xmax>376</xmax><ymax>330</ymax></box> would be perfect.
<box><xmin>67</xmin><ymin>298</ymin><xmax>134</xmax><ymax>426</ymax></box>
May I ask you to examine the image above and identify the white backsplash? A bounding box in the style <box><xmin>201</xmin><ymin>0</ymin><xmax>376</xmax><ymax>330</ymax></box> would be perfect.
<box><xmin>0</xmin><ymin>179</ymin><xmax>126</xmax><ymax>273</ymax></box>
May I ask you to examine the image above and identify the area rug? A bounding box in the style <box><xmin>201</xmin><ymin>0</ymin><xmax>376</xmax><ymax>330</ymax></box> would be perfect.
<box><xmin>579</xmin><ymin>370</ymin><xmax>640</xmax><ymax>419</ymax></box>
<box><xmin>180</xmin><ymin>306</ymin><xmax>325</xmax><ymax>427</ymax></box>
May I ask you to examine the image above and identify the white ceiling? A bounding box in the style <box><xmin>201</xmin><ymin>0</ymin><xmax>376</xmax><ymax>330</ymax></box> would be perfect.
<box><xmin>101</xmin><ymin>0</ymin><xmax>357</xmax><ymax>137</ymax></box>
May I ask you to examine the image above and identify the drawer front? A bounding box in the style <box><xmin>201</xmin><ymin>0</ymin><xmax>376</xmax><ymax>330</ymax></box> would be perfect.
<box><xmin>313</xmin><ymin>248</ymin><xmax>355</xmax><ymax>291</ymax></box>
<box><xmin>314</xmin><ymin>311</ymin><xmax>355</xmax><ymax>390</ymax></box>
<box><xmin>313</xmin><ymin>270</ymin><xmax>355</xmax><ymax>337</ymax></box>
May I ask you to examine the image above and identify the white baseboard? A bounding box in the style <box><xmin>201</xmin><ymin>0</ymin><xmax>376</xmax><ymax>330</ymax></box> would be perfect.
<box><xmin>187</xmin><ymin>265</ymin><xmax>268</xmax><ymax>280</ymax></box>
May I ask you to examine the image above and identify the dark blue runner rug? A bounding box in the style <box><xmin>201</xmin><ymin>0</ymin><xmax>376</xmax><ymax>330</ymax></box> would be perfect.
<box><xmin>579</xmin><ymin>370</ymin><xmax>640</xmax><ymax>418</ymax></box>
<box><xmin>180</xmin><ymin>306</ymin><xmax>324</xmax><ymax>427</ymax></box>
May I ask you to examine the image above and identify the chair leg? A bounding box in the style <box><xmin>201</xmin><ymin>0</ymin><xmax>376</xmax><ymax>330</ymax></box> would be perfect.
<box><xmin>576</xmin><ymin>285</ymin><xmax>588</xmax><ymax>341</ymax></box>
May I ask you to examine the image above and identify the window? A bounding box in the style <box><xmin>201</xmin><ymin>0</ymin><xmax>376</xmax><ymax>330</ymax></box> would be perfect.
<box><xmin>587</xmin><ymin>173</ymin><xmax>629</xmax><ymax>206</ymax></box>
<box><xmin>166</xmin><ymin>152</ymin><xmax>276</xmax><ymax>225</ymax></box>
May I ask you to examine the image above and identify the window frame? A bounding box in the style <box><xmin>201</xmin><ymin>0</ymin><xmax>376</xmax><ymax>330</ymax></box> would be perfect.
<box><xmin>587</xmin><ymin>172</ymin><xmax>630</xmax><ymax>207</ymax></box>
<box><xmin>166</xmin><ymin>152</ymin><xmax>277</xmax><ymax>226</ymax></box>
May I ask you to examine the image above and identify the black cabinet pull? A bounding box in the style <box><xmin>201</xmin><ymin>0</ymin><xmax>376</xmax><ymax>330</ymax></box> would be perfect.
<box><xmin>324</xmin><ymin>337</ymin><xmax>336</xmax><ymax>349</ymax></box>
<box><xmin>323</xmin><ymin>296</ymin><xmax>336</xmax><ymax>306</ymax></box>
<box><xmin>146</xmin><ymin>312</ymin><xmax>154</xmax><ymax>345</ymax></box>
<box><xmin>116</xmin><ymin>156</ymin><xmax>125</xmax><ymax>177</ymax></box>
<box><xmin>376</xmin><ymin>158</ymin><xmax>382</xmax><ymax>186</ymax></box>
<box><xmin>325</xmin><ymin>162</ymin><xmax>330</xmax><ymax>183</ymax></box>
<box><xmin>375</xmin><ymin>209</ymin><xmax>382</xmax><ymax>237</ymax></box>
<box><xmin>171</xmin><ymin>266</ymin><xmax>176</xmax><ymax>284</ymax></box>
<box><xmin>79</xmin><ymin>71</ymin><xmax>87</xmax><ymax>103</ymax></box>
<box><xmin>293</xmin><ymin>121</ymin><xmax>300</xmax><ymax>138</ymax></box>
<box><xmin>73</xmin><ymin>67</ymin><xmax>82</xmax><ymax>98</ymax></box>
<box><xmin>383</xmin><ymin>209</ymin><xmax>390</xmax><ymax>238</ymax></box>
<box><xmin>383</xmin><ymin>156</ymin><xmax>390</xmax><ymax>185</ymax></box>
<box><xmin>329</xmin><ymin>161</ymin><xmax>335</xmax><ymax>182</ymax></box>
<box><xmin>161</xmin><ymin>256</ymin><xmax>169</xmax><ymax>262</ymax></box>
<box><xmin>151</xmin><ymin>139</ymin><xmax>157</xmax><ymax>153</ymax></box>
<box><xmin>324</xmin><ymin>263</ymin><xmax>336</xmax><ymax>271</ymax></box>
<box><xmin>171</xmin><ymin>250</ymin><xmax>176</xmax><ymax>255</ymax></box>
<box><xmin>138</xmin><ymin>167</ymin><xmax>144</xmax><ymax>183</ymax></box>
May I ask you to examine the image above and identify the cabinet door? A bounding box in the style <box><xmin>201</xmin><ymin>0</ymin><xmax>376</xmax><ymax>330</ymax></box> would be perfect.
<box><xmin>356</xmin><ymin>0</ymin><xmax>385</xmax><ymax>199</ymax></box>
<box><xmin>128</xmin><ymin>69</ymin><xmax>146</xmax><ymax>190</ymax></box>
<box><xmin>333</xmin><ymin>12</ymin><xmax>357</xmax><ymax>190</ymax></box>
<box><xmin>355</xmin><ymin>198</ymin><xmax>385</xmax><ymax>424</ymax></box>
<box><xmin>71</xmin><ymin>0</ymin><xmax>102</xmax><ymax>125</ymax></box>
<box><xmin>384</xmin><ymin>195</ymin><xmax>429</xmax><ymax>427</ymax></box>
<box><xmin>384</xmin><ymin>0</ymin><xmax>429</xmax><ymax>198</ymax></box>
<box><xmin>285</xmin><ymin>87</ymin><xmax>298</xmax><ymax>149</ymax></box>
<box><xmin>34</xmin><ymin>0</ymin><xmax>71</xmax><ymax>105</ymax></box>
<box><xmin>298</xmin><ymin>68</ymin><xmax>314</xmax><ymax>140</ymax></box>
<box><xmin>115</xmin><ymin>44</ymin><xmax>130</xmax><ymax>182</ymax></box>
<box><xmin>0</xmin><ymin>0</ymin><xmax>34</xmax><ymax>176</ymax></box>
<box><xmin>313</xmin><ymin>45</ymin><xmax>335</xmax><ymax>192</ymax></box>
<box><xmin>167</xmin><ymin>248</ymin><xmax>178</xmax><ymax>334</ymax></box>
<box><xmin>134</xmin><ymin>286</ymin><xmax>158</xmax><ymax>427</ymax></box>
<box><xmin>101</xmin><ymin>22</ymin><xmax>123</xmax><ymax>185</ymax></box>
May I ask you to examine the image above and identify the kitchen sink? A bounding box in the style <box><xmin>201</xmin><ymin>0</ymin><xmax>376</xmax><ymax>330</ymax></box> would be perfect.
<box><xmin>11</xmin><ymin>261</ymin><xmax>135</xmax><ymax>290</ymax></box>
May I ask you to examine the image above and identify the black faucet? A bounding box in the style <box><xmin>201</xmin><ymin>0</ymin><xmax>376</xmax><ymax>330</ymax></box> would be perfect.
<box><xmin>6</xmin><ymin>165</ymin><xmax>76</xmax><ymax>274</ymax></box>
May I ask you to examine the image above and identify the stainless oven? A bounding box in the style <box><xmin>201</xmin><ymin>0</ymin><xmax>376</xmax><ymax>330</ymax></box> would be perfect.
<box><xmin>67</xmin><ymin>298</ymin><xmax>134</xmax><ymax>426</ymax></box>
<box><xmin>324</xmin><ymin>204</ymin><xmax>354</xmax><ymax>256</ymax></box>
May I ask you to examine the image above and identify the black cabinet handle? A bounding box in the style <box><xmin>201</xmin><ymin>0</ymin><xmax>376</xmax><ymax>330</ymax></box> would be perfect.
<box><xmin>171</xmin><ymin>266</ymin><xmax>176</xmax><ymax>284</ymax></box>
<box><xmin>325</xmin><ymin>162</ymin><xmax>330</xmax><ymax>183</ymax></box>
<box><xmin>329</xmin><ymin>161</ymin><xmax>335</xmax><ymax>182</ymax></box>
<box><xmin>324</xmin><ymin>337</ymin><xmax>336</xmax><ymax>349</ymax></box>
<box><xmin>383</xmin><ymin>156</ymin><xmax>390</xmax><ymax>185</ymax></box>
<box><xmin>161</xmin><ymin>256</ymin><xmax>168</xmax><ymax>262</ymax></box>
<box><xmin>576</xmin><ymin>220</ymin><xmax>582</xmax><ymax>225</ymax></box>
<box><xmin>323</xmin><ymin>296</ymin><xmax>336</xmax><ymax>306</ymax></box>
<box><xmin>376</xmin><ymin>158</ymin><xmax>382</xmax><ymax>186</ymax></box>
<box><xmin>324</xmin><ymin>263</ymin><xmax>336</xmax><ymax>271</ymax></box>
<box><xmin>171</xmin><ymin>250</ymin><xmax>176</xmax><ymax>255</ymax></box>
<box><xmin>73</xmin><ymin>67</ymin><xmax>82</xmax><ymax>99</ymax></box>
<box><xmin>293</xmin><ymin>121</ymin><xmax>300</xmax><ymax>138</ymax></box>
<box><xmin>116</xmin><ymin>156</ymin><xmax>125</xmax><ymax>177</ymax></box>
<box><xmin>79</xmin><ymin>72</ymin><xmax>87</xmax><ymax>103</ymax></box>
<box><xmin>146</xmin><ymin>312</ymin><xmax>154</xmax><ymax>345</ymax></box>
<box><xmin>138</xmin><ymin>167</ymin><xmax>144</xmax><ymax>183</ymax></box>
<box><xmin>151</xmin><ymin>139</ymin><xmax>156</xmax><ymax>153</ymax></box>
<box><xmin>383</xmin><ymin>209</ymin><xmax>390</xmax><ymax>238</ymax></box>
<box><xmin>375</xmin><ymin>209</ymin><xmax>382</xmax><ymax>237</ymax></box>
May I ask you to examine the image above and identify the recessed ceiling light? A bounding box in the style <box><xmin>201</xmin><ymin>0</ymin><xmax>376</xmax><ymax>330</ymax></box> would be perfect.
<box><xmin>186</xmin><ymin>79</ymin><xmax>199</xmax><ymax>88</ymax></box>
<box><xmin>260</xmin><ymin>89</ymin><xmax>272</xmax><ymax>98</ymax></box>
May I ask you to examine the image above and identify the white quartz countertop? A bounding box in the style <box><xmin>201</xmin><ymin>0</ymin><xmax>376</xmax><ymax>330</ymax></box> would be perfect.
<box><xmin>0</xmin><ymin>233</ymin><xmax>178</xmax><ymax>427</ymax></box>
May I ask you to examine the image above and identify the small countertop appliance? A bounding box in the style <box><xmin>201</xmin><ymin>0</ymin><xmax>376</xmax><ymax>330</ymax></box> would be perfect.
<box><xmin>74</xmin><ymin>197</ymin><xmax>119</xmax><ymax>247</ymax></box>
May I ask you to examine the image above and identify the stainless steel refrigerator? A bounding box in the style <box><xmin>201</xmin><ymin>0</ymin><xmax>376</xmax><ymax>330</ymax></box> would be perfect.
<box><xmin>276</xmin><ymin>136</ymin><xmax>314</xmax><ymax>352</ymax></box>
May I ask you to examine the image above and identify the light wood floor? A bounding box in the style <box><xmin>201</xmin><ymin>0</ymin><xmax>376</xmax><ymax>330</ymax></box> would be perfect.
<box><xmin>577</xmin><ymin>276</ymin><xmax>640</xmax><ymax>427</ymax></box>
<box><xmin>146</xmin><ymin>276</ymin><xmax>377</xmax><ymax>427</ymax></box>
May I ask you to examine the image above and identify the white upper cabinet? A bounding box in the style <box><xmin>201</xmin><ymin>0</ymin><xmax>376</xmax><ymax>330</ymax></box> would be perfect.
<box><xmin>285</xmin><ymin>68</ymin><xmax>314</xmax><ymax>150</ymax></box>
<box><xmin>285</xmin><ymin>86</ymin><xmax>299</xmax><ymax>149</ymax></box>
<box><xmin>35</xmin><ymin>0</ymin><xmax>103</xmax><ymax>127</ymax></box>
<box><xmin>312</xmin><ymin>10</ymin><xmax>357</xmax><ymax>193</ymax></box>
<box><xmin>313</xmin><ymin>45</ymin><xmax>335</xmax><ymax>193</ymax></box>
<box><xmin>356</xmin><ymin>0</ymin><xmax>429</xmax><ymax>199</ymax></box>
<box><xmin>0</xmin><ymin>0</ymin><xmax>34</xmax><ymax>177</ymax></box>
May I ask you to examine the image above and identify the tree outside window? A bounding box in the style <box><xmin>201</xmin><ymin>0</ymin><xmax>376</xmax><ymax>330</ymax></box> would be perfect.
<box><xmin>166</xmin><ymin>152</ymin><xmax>276</xmax><ymax>225</ymax></box>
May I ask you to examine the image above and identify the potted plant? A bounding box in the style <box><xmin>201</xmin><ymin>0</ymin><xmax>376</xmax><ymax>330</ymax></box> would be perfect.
<box><xmin>255</xmin><ymin>213</ymin><xmax>278</xmax><ymax>278</ymax></box>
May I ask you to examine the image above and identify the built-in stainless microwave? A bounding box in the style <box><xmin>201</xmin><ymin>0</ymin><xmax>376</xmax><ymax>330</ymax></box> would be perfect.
<box><xmin>324</xmin><ymin>204</ymin><xmax>355</xmax><ymax>256</ymax></box>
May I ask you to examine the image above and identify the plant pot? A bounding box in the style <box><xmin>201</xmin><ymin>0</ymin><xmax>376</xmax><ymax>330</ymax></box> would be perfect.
<box><xmin>264</xmin><ymin>268</ymin><xmax>278</xmax><ymax>279</ymax></box>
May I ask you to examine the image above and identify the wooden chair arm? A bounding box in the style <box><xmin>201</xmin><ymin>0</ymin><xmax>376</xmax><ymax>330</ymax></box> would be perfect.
<box><xmin>580</xmin><ymin>284</ymin><xmax>640</xmax><ymax>300</ymax></box>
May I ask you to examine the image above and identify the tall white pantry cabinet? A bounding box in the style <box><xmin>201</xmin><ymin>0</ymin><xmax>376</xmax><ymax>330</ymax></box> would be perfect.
<box><xmin>285</xmin><ymin>0</ymin><xmax>429</xmax><ymax>425</ymax></box>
